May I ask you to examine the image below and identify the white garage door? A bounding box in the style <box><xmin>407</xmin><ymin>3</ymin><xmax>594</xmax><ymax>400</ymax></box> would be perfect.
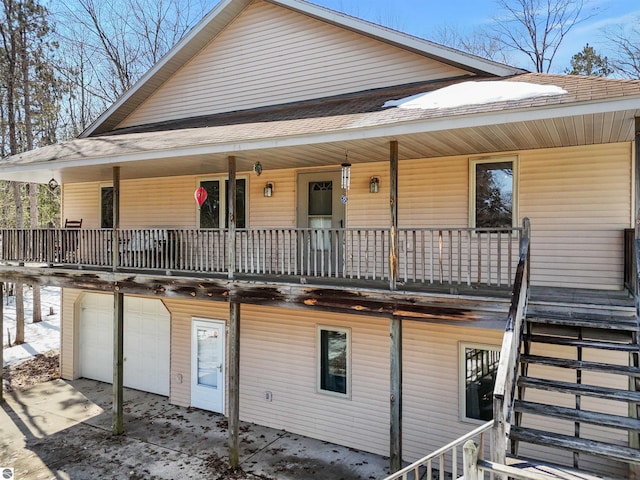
<box><xmin>79</xmin><ymin>294</ymin><xmax>170</xmax><ymax>396</ymax></box>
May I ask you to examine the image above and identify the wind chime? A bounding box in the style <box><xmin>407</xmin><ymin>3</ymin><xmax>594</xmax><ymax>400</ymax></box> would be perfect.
<box><xmin>341</xmin><ymin>150</ymin><xmax>351</xmax><ymax>204</ymax></box>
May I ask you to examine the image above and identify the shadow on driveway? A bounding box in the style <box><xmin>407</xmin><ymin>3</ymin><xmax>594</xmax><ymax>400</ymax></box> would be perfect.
<box><xmin>0</xmin><ymin>378</ymin><xmax>389</xmax><ymax>479</ymax></box>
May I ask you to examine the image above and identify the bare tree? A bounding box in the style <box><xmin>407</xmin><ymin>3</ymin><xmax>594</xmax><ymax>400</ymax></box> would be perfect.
<box><xmin>432</xmin><ymin>23</ymin><xmax>511</xmax><ymax>64</ymax></box>
<box><xmin>490</xmin><ymin>0</ymin><xmax>595</xmax><ymax>73</ymax></box>
<box><xmin>0</xmin><ymin>0</ymin><xmax>60</xmax><ymax>336</ymax></box>
<box><xmin>53</xmin><ymin>0</ymin><xmax>216</xmax><ymax>125</ymax></box>
<box><xmin>604</xmin><ymin>22</ymin><xmax>640</xmax><ymax>79</ymax></box>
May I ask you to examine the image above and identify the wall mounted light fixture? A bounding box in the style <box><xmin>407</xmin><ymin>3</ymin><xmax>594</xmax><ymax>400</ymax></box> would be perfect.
<box><xmin>48</xmin><ymin>178</ymin><xmax>59</xmax><ymax>190</ymax></box>
<box><xmin>369</xmin><ymin>176</ymin><xmax>380</xmax><ymax>193</ymax></box>
<box><xmin>264</xmin><ymin>182</ymin><xmax>274</xmax><ymax>197</ymax></box>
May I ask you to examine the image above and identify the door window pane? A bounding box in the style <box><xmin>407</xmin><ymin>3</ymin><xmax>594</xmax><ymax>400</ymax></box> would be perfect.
<box><xmin>101</xmin><ymin>186</ymin><xmax>113</xmax><ymax>229</ymax></box>
<box><xmin>224</xmin><ymin>179</ymin><xmax>246</xmax><ymax>229</ymax></box>
<box><xmin>474</xmin><ymin>161</ymin><xmax>513</xmax><ymax>228</ymax></box>
<box><xmin>200</xmin><ymin>181</ymin><xmax>220</xmax><ymax>228</ymax></box>
<box><xmin>319</xmin><ymin>327</ymin><xmax>348</xmax><ymax>395</ymax></box>
<box><xmin>309</xmin><ymin>181</ymin><xmax>332</xmax><ymax>216</ymax></box>
<box><xmin>199</xmin><ymin>179</ymin><xmax>246</xmax><ymax>229</ymax></box>
<box><xmin>197</xmin><ymin>328</ymin><xmax>219</xmax><ymax>388</ymax></box>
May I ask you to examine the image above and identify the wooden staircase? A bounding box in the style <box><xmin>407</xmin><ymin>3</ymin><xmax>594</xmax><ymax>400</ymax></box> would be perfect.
<box><xmin>509</xmin><ymin>301</ymin><xmax>640</xmax><ymax>477</ymax></box>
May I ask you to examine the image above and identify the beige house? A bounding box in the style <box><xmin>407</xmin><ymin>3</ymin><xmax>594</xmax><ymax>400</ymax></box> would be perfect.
<box><xmin>1</xmin><ymin>0</ymin><xmax>640</xmax><ymax>478</ymax></box>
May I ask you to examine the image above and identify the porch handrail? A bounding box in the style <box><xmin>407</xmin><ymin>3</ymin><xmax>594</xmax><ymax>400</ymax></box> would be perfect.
<box><xmin>383</xmin><ymin>420</ymin><xmax>494</xmax><ymax>480</ymax></box>
<box><xmin>491</xmin><ymin>217</ymin><xmax>531</xmax><ymax>466</ymax></box>
<box><xmin>464</xmin><ymin>440</ymin><xmax>564</xmax><ymax>480</ymax></box>
<box><xmin>0</xmin><ymin>226</ymin><xmax>522</xmax><ymax>287</ymax></box>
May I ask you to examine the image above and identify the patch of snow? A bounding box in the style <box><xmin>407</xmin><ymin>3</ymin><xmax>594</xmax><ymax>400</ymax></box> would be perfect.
<box><xmin>2</xmin><ymin>286</ymin><xmax>61</xmax><ymax>367</ymax></box>
<box><xmin>382</xmin><ymin>81</ymin><xmax>567</xmax><ymax>110</ymax></box>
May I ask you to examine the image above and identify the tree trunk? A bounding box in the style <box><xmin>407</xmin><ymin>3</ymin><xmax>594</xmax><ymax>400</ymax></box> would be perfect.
<box><xmin>12</xmin><ymin>181</ymin><xmax>25</xmax><ymax>343</ymax></box>
<box><xmin>15</xmin><ymin>284</ymin><xmax>24</xmax><ymax>344</ymax></box>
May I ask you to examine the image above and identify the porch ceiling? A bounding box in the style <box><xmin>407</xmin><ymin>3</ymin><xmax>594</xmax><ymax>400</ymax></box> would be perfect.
<box><xmin>5</xmin><ymin>108</ymin><xmax>638</xmax><ymax>185</ymax></box>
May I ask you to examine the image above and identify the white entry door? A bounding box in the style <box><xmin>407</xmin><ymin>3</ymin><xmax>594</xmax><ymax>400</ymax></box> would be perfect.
<box><xmin>191</xmin><ymin>319</ymin><xmax>225</xmax><ymax>413</ymax></box>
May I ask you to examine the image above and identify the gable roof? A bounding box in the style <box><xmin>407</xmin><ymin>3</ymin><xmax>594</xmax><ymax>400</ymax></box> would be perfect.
<box><xmin>82</xmin><ymin>0</ymin><xmax>525</xmax><ymax>137</ymax></box>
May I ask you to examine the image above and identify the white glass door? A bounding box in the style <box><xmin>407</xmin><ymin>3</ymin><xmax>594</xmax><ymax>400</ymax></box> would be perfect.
<box><xmin>191</xmin><ymin>319</ymin><xmax>225</xmax><ymax>413</ymax></box>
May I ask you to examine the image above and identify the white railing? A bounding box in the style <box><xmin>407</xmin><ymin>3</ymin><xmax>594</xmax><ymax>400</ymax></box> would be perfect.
<box><xmin>384</xmin><ymin>421</ymin><xmax>494</xmax><ymax>480</ymax></box>
<box><xmin>0</xmin><ymin>226</ymin><xmax>521</xmax><ymax>286</ymax></box>
<box><xmin>464</xmin><ymin>440</ymin><xmax>563</xmax><ymax>480</ymax></box>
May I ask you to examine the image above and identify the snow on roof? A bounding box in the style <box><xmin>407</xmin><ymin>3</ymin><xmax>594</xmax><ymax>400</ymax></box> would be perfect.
<box><xmin>382</xmin><ymin>81</ymin><xmax>567</xmax><ymax>110</ymax></box>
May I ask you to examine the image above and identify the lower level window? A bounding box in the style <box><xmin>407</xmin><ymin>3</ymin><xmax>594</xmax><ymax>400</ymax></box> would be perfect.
<box><xmin>318</xmin><ymin>326</ymin><xmax>350</xmax><ymax>397</ymax></box>
<box><xmin>460</xmin><ymin>343</ymin><xmax>500</xmax><ymax>421</ymax></box>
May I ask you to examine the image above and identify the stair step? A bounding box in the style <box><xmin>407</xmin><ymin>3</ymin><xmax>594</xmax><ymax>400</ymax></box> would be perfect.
<box><xmin>526</xmin><ymin>334</ymin><xmax>639</xmax><ymax>352</ymax></box>
<box><xmin>527</xmin><ymin>313</ymin><xmax>638</xmax><ymax>332</ymax></box>
<box><xmin>518</xmin><ymin>376</ymin><xmax>640</xmax><ymax>402</ymax></box>
<box><xmin>514</xmin><ymin>400</ymin><xmax>640</xmax><ymax>430</ymax></box>
<box><xmin>529</xmin><ymin>325</ymin><xmax>635</xmax><ymax>343</ymax></box>
<box><xmin>510</xmin><ymin>426</ymin><xmax>640</xmax><ymax>464</ymax></box>
<box><xmin>521</xmin><ymin>354</ymin><xmax>640</xmax><ymax>377</ymax></box>
<box><xmin>506</xmin><ymin>456</ymin><xmax>619</xmax><ymax>480</ymax></box>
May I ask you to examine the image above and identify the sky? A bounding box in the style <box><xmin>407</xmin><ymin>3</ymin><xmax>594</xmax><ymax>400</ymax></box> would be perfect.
<box><xmin>304</xmin><ymin>0</ymin><xmax>640</xmax><ymax>73</ymax></box>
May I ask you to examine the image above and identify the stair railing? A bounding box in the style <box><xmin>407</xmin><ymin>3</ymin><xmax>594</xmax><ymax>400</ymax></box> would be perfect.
<box><xmin>383</xmin><ymin>420</ymin><xmax>494</xmax><ymax>480</ymax></box>
<box><xmin>491</xmin><ymin>217</ymin><xmax>531</xmax><ymax>467</ymax></box>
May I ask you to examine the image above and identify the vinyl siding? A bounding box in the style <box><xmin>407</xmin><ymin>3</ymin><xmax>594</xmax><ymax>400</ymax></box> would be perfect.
<box><xmin>62</xmin><ymin>182</ymin><xmax>102</xmax><ymax>228</ymax></box>
<box><xmin>120</xmin><ymin>177</ymin><xmax>197</xmax><ymax>228</ymax></box>
<box><xmin>62</xmin><ymin>142</ymin><xmax>633</xmax><ymax>288</ymax></box>
<box><xmin>519</xmin><ymin>142</ymin><xmax>631</xmax><ymax>289</ymax></box>
<box><xmin>117</xmin><ymin>0</ymin><xmax>469</xmax><ymax>129</ymax></box>
<box><xmin>60</xmin><ymin>288</ymin><xmax>83</xmax><ymax>380</ymax></box>
<box><xmin>239</xmin><ymin>306</ymin><xmax>389</xmax><ymax>455</ymax></box>
<box><xmin>403</xmin><ymin>323</ymin><xmax>502</xmax><ymax>463</ymax></box>
<box><xmin>249</xmin><ymin>168</ymin><xmax>297</xmax><ymax>227</ymax></box>
<box><xmin>396</xmin><ymin>156</ymin><xmax>469</xmax><ymax>227</ymax></box>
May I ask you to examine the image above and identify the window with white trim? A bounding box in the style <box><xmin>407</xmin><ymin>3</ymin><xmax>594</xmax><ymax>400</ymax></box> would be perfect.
<box><xmin>460</xmin><ymin>343</ymin><xmax>500</xmax><ymax>422</ymax></box>
<box><xmin>470</xmin><ymin>157</ymin><xmax>517</xmax><ymax>228</ymax></box>
<box><xmin>317</xmin><ymin>326</ymin><xmax>350</xmax><ymax>397</ymax></box>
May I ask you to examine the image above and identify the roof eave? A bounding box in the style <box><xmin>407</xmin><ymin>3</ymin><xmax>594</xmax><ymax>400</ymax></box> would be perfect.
<box><xmin>8</xmin><ymin>95</ymin><xmax>640</xmax><ymax>182</ymax></box>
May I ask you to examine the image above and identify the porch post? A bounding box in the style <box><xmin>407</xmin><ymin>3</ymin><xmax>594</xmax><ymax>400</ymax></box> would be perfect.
<box><xmin>228</xmin><ymin>156</ymin><xmax>236</xmax><ymax>280</ymax></box>
<box><xmin>228</xmin><ymin>301</ymin><xmax>241</xmax><ymax>468</ymax></box>
<box><xmin>112</xmin><ymin>166</ymin><xmax>120</xmax><ymax>272</ymax></box>
<box><xmin>390</xmin><ymin>314</ymin><xmax>403</xmax><ymax>473</ymax></box>
<box><xmin>389</xmin><ymin>140</ymin><xmax>399</xmax><ymax>290</ymax></box>
<box><xmin>112</xmin><ymin>166</ymin><xmax>124</xmax><ymax>435</ymax></box>
<box><xmin>389</xmin><ymin>140</ymin><xmax>402</xmax><ymax>471</ymax></box>
<box><xmin>227</xmin><ymin>155</ymin><xmax>241</xmax><ymax>467</ymax></box>
<box><xmin>0</xmin><ymin>282</ymin><xmax>4</xmax><ymax>402</ymax></box>
<box><xmin>113</xmin><ymin>290</ymin><xmax>124</xmax><ymax>434</ymax></box>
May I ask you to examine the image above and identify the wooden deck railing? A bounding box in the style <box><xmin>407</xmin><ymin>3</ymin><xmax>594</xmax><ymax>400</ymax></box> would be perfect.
<box><xmin>0</xmin><ymin>226</ymin><xmax>522</xmax><ymax>286</ymax></box>
<box><xmin>383</xmin><ymin>420</ymin><xmax>494</xmax><ymax>480</ymax></box>
<box><xmin>491</xmin><ymin>218</ymin><xmax>531</xmax><ymax>466</ymax></box>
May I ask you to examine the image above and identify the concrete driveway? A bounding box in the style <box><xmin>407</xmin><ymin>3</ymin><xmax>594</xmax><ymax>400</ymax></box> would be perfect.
<box><xmin>0</xmin><ymin>379</ymin><xmax>389</xmax><ymax>479</ymax></box>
